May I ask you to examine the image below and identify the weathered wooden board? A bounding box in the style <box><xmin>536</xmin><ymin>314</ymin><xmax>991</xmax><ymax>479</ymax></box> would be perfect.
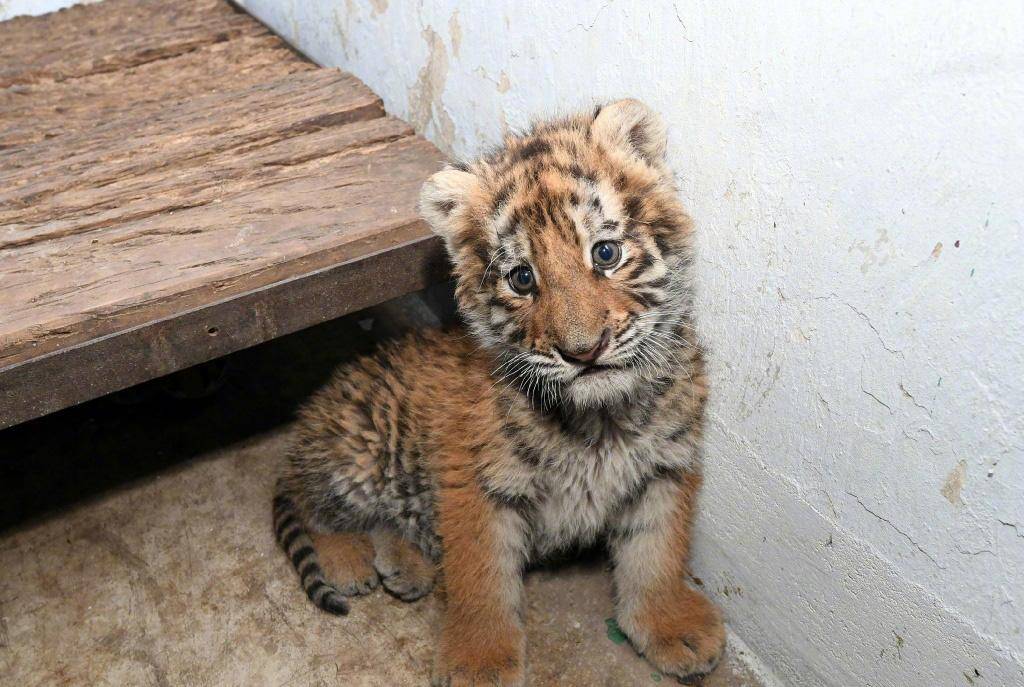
<box><xmin>0</xmin><ymin>34</ymin><xmax>314</xmax><ymax>147</ymax></box>
<box><xmin>0</xmin><ymin>0</ymin><xmax>448</xmax><ymax>428</ymax></box>
<box><xmin>0</xmin><ymin>0</ymin><xmax>264</xmax><ymax>88</ymax></box>
<box><xmin>0</xmin><ymin>237</ymin><xmax>447</xmax><ymax>430</ymax></box>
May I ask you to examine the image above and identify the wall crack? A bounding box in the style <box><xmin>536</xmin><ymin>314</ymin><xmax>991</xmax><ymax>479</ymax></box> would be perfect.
<box><xmin>571</xmin><ymin>0</ymin><xmax>613</xmax><ymax>32</ymax></box>
<box><xmin>998</xmin><ymin>520</ymin><xmax>1024</xmax><ymax>540</ymax></box>
<box><xmin>814</xmin><ymin>293</ymin><xmax>904</xmax><ymax>357</ymax></box>
<box><xmin>899</xmin><ymin>381</ymin><xmax>933</xmax><ymax>416</ymax></box>
<box><xmin>846</xmin><ymin>491</ymin><xmax>944</xmax><ymax>569</ymax></box>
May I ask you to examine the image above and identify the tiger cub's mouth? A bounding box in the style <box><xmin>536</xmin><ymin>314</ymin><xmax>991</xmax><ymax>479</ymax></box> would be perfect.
<box><xmin>575</xmin><ymin>364</ymin><xmax>619</xmax><ymax>378</ymax></box>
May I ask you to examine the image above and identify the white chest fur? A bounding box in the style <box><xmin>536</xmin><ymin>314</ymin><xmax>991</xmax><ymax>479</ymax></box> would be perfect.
<box><xmin>530</xmin><ymin>434</ymin><xmax>683</xmax><ymax>556</ymax></box>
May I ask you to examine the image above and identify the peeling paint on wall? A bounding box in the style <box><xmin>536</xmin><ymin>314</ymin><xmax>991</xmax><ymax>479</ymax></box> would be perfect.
<box><xmin>496</xmin><ymin>70</ymin><xmax>511</xmax><ymax>93</ymax></box>
<box><xmin>850</xmin><ymin>227</ymin><xmax>893</xmax><ymax>274</ymax></box>
<box><xmin>448</xmin><ymin>9</ymin><xmax>461</xmax><ymax>59</ymax></box>
<box><xmin>331</xmin><ymin>5</ymin><xmax>350</xmax><ymax>60</ymax></box>
<box><xmin>407</xmin><ymin>26</ymin><xmax>456</xmax><ymax>153</ymax></box>
<box><xmin>941</xmin><ymin>460</ymin><xmax>967</xmax><ymax>506</ymax></box>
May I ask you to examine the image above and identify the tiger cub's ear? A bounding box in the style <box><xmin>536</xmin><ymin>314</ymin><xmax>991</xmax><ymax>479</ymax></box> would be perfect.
<box><xmin>419</xmin><ymin>166</ymin><xmax>483</xmax><ymax>247</ymax></box>
<box><xmin>591</xmin><ymin>98</ymin><xmax>668</xmax><ymax>165</ymax></box>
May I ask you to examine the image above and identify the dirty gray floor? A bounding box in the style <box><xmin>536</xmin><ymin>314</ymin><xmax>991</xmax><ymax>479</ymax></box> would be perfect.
<box><xmin>0</xmin><ymin>294</ymin><xmax>766</xmax><ymax>686</ymax></box>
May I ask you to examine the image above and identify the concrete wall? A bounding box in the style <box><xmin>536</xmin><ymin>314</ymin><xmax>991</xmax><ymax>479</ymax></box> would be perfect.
<box><xmin>0</xmin><ymin>0</ymin><xmax>96</xmax><ymax>21</ymax></box>
<box><xmin>241</xmin><ymin>2</ymin><xmax>1023</xmax><ymax>685</ymax></box>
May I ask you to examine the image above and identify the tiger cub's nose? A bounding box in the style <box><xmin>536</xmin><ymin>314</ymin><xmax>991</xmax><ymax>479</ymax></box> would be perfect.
<box><xmin>557</xmin><ymin>328</ymin><xmax>611</xmax><ymax>365</ymax></box>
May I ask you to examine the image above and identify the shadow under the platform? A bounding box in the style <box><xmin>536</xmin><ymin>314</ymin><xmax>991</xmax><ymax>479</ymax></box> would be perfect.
<box><xmin>0</xmin><ymin>287</ymin><xmax>455</xmax><ymax>532</ymax></box>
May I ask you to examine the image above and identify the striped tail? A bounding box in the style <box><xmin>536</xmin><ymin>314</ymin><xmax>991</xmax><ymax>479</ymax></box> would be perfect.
<box><xmin>272</xmin><ymin>490</ymin><xmax>350</xmax><ymax>616</ymax></box>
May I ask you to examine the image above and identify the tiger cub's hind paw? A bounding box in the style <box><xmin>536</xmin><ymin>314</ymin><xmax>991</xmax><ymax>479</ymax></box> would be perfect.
<box><xmin>310</xmin><ymin>532</ymin><xmax>380</xmax><ymax>597</ymax></box>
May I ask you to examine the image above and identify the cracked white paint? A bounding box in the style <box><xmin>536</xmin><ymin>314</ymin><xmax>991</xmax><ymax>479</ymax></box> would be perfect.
<box><xmin>237</xmin><ymin>1</ymin><xmax>1023</xmax><ymax>685</ymax></box>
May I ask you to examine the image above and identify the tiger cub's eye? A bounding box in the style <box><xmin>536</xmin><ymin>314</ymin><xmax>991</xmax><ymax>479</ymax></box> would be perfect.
<box><xmin>508</xmin><ymin>265</ymin><xmax>535</xmax><ymax>294</ymax></box>
<box><xmin>592</xmin><ymin>241</ymin><xmax>622</xmax><ymax>268</ymax></box>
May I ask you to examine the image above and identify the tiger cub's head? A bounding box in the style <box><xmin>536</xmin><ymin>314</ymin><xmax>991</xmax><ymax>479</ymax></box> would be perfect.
<box><xmin>420</xmin><ymin>99</ymin><xmax>695</xmax><ymax>408</ymax></box>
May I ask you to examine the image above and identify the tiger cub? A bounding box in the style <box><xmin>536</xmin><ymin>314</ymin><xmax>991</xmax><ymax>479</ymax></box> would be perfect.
<box><xmin>273</xmin><ymin>99</ymin><xmax>725</xmax><ymax>685</ymax></box>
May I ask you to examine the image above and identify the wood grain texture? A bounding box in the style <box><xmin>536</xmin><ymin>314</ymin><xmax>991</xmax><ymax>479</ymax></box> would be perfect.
<box><xmin>0</xmin><ymin>0</ymin><xmax>447</xmax><ymax>428</ymax></box>
<box><xmin>0</xmin><ymin>0</ymin><xmax>263</xmax><ymax>88</ymax></box>
<box><xmin>0</xmin><ymin>236</ymin><xmax>448</xmax><ymax>429</ymax></box>
<box><xmin>0</xmin><ymin>34</ymin><xmax>314</xmax><ymax>148</ymax></box>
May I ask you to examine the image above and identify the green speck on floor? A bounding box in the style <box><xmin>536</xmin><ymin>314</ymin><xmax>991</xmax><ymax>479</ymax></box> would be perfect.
<box><xmin>605</xmin><ymin>617</ymin><xmax>628</xmax><ymax>645</ymax></box>
<box><xmin>651</xmin><ymin>671</ymin><xmax>663</xmax><ymax>682</ymax></box>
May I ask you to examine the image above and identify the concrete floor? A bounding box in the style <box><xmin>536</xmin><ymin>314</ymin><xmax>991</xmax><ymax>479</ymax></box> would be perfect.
<box><xmin>0</xmin><ymin>295</ymin><xmax>767</xmax><ymax>686</ymax></box>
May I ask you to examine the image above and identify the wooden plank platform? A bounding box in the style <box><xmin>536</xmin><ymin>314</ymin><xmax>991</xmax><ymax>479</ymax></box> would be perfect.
<box><xmin>0</xmin><ymin>0</ymin><xmax>448</xmax><ymax>429</ymax></box>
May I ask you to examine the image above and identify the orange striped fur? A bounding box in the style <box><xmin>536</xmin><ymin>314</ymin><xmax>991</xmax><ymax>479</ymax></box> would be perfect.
<box><xmin>274</xmin><ymin>100</ymin><xmax>724</xmax><ymax>684</ymax></box>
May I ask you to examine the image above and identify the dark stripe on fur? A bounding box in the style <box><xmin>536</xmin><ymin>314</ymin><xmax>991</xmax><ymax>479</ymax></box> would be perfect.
<box><xmin>274</xmin><ymin>513</ymin><xmax>297</xmax><ymax>536</ymax></box>
<box><xmin>280</xmin><ymin>527</ymin><xmax>303</xmax><ymax>551</ymax></box>
<box><xmin>616</xmin><ymin>463</ymin><xmax>687</xmax><ymax>518</ymax></box>
<box><xmin>668</xmin><ymin>418</ymin><xmax>696</xmax><ymax>442</ymax></box>
<box><xmin>272</xmin><ymin>490</ymin><xmax>350</xmax><ymax>616</ymax></box>
<box><xmin>298</xmin><ymin>558</ymin><xmax>318</xmax><ymax>580</ymax></box>
<box><xmin>474</xmin><ymin>468</ymin><xmax>535</xmax><ymax>520</ymax></box>
<box><xmin>290</xmin><ymin>545</ymin><xmax>315</xmax><ymax>568</ymax></box>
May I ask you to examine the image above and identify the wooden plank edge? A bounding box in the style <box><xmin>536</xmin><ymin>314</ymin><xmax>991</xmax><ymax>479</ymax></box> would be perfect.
<box><xmin>0</xmin><ymin>231</ymin><xmax>448</xmax><ymax>430</ymax></box>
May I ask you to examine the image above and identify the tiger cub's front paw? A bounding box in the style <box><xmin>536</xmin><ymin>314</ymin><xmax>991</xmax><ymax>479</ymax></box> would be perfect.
<box><xmin>430</xmin><ymin>625</ymin><xmax>525</xmax><ymax>686</ymax></box>
<box><xmin>430</xmin><ymin>658</ymin><xmax>525</xmax><ymax>687</ymax></box>
<box><xmin>624</xmin><ymin>586</ymin><xmax>726</xmax><ymax>681</ymax></box>
<box><xmin>644</xmin><ymin>629</ymin><xmax>725</xmax><ymax>682</ymax></box>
